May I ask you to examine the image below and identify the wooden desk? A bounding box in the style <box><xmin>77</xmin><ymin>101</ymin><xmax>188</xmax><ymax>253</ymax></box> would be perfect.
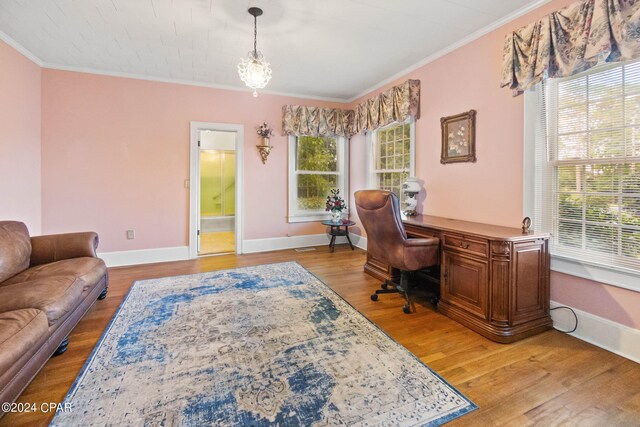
<box><xmin>364</xmin><ymin>214</ymin><xmax>552</xmax><ymax>343</ymax></box>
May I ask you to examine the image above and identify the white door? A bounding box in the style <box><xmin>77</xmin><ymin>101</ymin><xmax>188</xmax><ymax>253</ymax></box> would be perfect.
<box><xmin>189</xmin><ymin>122</ymin><xmax>244</xmax><ymax>258</ymax></box>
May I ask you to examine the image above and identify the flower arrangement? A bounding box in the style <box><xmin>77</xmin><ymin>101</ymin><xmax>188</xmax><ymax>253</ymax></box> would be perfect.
<box><xmin>325</xmin><ymin>189</ymin><xmax>346</xmax><ymax>212</ymax></box>
<box><xmin>256</xmin><ymin>121</ymin><xmax>274</xmax><ymax>138</ymax></box>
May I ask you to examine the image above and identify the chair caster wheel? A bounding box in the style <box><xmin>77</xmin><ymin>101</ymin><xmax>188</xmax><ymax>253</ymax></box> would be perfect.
<box><xmin>381</xmin><ymin>282</ymin><xmax>388</xmax><ymax>290</ymax></box>
<box><xmin>371</xmin><ymin>294</ymin><xmax>378</xmax><ymax>301</ymax></box>
<box><xmin>402</xmin><ymin>305</ymin><xmax>411</xmax><ymax>314</ymax></box>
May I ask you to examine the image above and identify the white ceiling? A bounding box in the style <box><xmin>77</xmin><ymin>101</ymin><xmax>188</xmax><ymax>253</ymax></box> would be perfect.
<box><xmin>0</xmin><ymin>0</ymin><xmax>546</xmax><ymax>101</ymax></box>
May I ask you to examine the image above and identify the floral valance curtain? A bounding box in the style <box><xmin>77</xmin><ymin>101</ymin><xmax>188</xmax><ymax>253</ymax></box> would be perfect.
<box><xmin>352</xmin><ymin>79</ymin><xmax>420</xmax><ymax>134</ymax></box>
<box><xmin>282</xmin><ymin>80</ymin><xmax>420</xmax><ymax>137</ymax></box>
<box><xmin>501</xmin><ymin>0</ymin><xmax>640</xmax><ymax>93</ymax></box>
<box><xmin>282</xmin><ymin>105</ymin><xmax>355</xmax><ymax>138</ymax></box>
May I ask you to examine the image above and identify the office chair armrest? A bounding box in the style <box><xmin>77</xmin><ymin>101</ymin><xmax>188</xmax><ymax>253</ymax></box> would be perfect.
<box><xmin>405</xmin><ymin>237</ymin><xmax>439</xmax><ymax>247</ymax></box>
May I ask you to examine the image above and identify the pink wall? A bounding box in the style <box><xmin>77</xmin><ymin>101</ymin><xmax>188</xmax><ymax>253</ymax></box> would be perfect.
<box><xmin>551</xmin><ymin>272</ymin><xmax>639</xmax><ymax>328</ymax></box>
<box><xmin>41</xmin><ymin>70</ymin><xmax>344</xmax><ymax>252</ymax></box>
<box><xmin>0</xmin><ymin>40</ymin><xmax>42</xmax><ymax>234</ymax></box>
<box><xmin>347</xmin><ymin>0</ymin><xmax>640</xmax><ymax>329</ymax></box>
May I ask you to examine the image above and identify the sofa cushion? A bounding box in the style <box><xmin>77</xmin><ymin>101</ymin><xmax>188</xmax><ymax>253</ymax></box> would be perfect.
<box><xmin>0</xmin><ymin>221</ymin><xmax>32</xmax><ymax>283</ymax></box>
<box><xmin>3</xmin><ymin>257</ymin><xmax>106</xmax><ymax>287</ymax></box>
<box><xmin>0</xmin><ymin>308</ymin><xmax>49</xmax><ymax>377</ymax></box>
<box><xmin>0</xmin><ymin>258</ymin><xmax>106</xmax><ymax>326</ymax></box>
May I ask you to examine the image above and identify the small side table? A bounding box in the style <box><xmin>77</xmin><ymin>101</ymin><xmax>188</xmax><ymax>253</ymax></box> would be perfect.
<box><xmin>321</xmin><ymin>220</ymin><xmax>356</xmax><ymax>253</ymax></box>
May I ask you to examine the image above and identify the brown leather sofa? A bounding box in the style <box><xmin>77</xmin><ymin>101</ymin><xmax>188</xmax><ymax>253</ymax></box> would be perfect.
<box><xmin>0</xmin><ymin>221</ymin><xmax>108</xmax><ymax>413</ymax></box>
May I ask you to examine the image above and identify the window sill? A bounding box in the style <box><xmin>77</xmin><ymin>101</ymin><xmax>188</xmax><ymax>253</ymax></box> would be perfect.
<box><xmin>288</xmin><ymin>209</ymin><xmax>350</xmax><ymax>224</ymax></box>
<box><xmin>551</xmin><ymin>254</ymin><xmax>640</xmax><ymax>292</ymax></box>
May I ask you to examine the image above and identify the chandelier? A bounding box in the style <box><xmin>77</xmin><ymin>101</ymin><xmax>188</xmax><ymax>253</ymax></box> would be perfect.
<box><xmin>237</xmin><ymin>7</ymin><xmax>272</xmax><ymax>97</ymax></box>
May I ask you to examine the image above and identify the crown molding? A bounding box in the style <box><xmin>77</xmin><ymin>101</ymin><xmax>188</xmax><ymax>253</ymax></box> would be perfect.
<box><xmin>41</xmin><ymin>62</ymin><xmax>350</xmax><ymax>103</ymax></box>
<box><xmin>0</xmin><ymin>29</ymin><xmax>43</xmax><ymax>66</ymax></box>
<box><xmin>346</xmin><ymin>0</ymin><xmax>552</xmax><ymax>103</ymax></box>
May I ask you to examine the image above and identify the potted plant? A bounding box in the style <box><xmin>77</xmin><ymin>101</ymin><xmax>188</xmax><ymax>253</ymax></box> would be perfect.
<box><xmin>325</xmin><ymin>189</ymin><xmax>347</xmax><ymax>223</ymax></box>
<box><xmin>257</xmin><ymin>121</ymin><xmax>274</xmax><ymax>146</ymax></box>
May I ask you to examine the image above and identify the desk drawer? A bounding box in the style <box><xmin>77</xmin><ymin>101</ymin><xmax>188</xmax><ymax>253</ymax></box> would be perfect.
<box><xmin>443</xmin><ymin>233</ymin><xmax>488</xmax><ymax>258</ymax></box>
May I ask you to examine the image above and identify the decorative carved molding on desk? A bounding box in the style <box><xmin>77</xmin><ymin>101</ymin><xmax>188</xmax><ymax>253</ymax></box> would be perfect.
<box><xmin>364</xmin><ymin>215</ymin><xmax>551</xmax><ymax>343</ymax></box>
<box><xmin>491</xmin><ymin>241</ymin><xmax>510</xmax><ymax>256</ymax></box>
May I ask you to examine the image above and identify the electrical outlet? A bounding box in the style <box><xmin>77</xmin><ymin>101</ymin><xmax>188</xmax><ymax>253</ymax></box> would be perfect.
<box><xmin>126</xmin><ymin>230</ymin><xmax>135</xmax><ymax>239</ymax></box>
<box><xmin>184</xmin><ymin>179</ymin><xmax>190</xmax><ymax>189</ymax></box>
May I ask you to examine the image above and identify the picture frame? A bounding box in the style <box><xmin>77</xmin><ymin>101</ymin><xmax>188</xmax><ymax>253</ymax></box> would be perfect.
<box><xmin>440</xmin><ymin>109</ymin><xmax>476</xmax><ymax>164</ymax></box>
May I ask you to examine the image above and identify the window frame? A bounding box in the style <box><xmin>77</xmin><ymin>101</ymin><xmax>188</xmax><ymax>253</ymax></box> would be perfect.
<box><xmin>366</xmin><ymin>118</ymin><xmax>416</xmax><ymax>195</ymax></box>
<box><xmin>287</xmin><ymin>135</ymin><xmax>349</xmax><ymax>223</ymax></box>
<box><xmin>524</xmin><ymin>62</ymin><xmax>640</xmax><ymax>292</ymax></box>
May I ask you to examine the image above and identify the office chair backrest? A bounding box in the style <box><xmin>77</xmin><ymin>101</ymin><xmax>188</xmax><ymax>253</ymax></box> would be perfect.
<box><xmin>354</xmin><ymin>190</ymin><xmax>407</xmax><ymax>268</ymax></box>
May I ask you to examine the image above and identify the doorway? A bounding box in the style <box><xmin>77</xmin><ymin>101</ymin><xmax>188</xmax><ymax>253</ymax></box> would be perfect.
<box><xmin>189</xmin><ymin>122</ymin><xmax>244</xmax><ymax>257</ymax></box>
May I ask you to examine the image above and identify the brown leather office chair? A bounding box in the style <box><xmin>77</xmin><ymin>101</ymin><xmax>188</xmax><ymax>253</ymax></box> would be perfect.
<box><xmin>355</xmin><ymin>190</ymin><xmax>440</xmax><ymax>313</ymax></box>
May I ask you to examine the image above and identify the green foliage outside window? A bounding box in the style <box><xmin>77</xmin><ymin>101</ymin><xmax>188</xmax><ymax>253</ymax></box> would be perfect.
<box><xmin>296</xmin><ymin>136</ymin><xmax>339</xmax><ymax>211</ymax></box>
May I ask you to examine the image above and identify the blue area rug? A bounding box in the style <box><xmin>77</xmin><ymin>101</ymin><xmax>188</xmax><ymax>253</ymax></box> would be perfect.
<box><xmin>51</xmin><ymin>262</ymin><xmax>476</xmax><ymax>426</ymax></box>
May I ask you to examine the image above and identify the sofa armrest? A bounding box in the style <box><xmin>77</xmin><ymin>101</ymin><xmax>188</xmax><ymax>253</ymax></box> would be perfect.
<box><xmin>30</xmin><ymin>232</ymin><xmax>99</xmax><ymax>267</ymax></box>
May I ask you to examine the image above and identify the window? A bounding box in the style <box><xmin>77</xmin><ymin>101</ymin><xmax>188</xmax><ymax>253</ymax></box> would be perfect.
<box><xmin>529</xmin><ymin>60</ymin><xmax>640</xmax><ymax>286</ymax></box>
<box><xmin>367</xmin><ymin>120</ymin><xmax>415</xmax><ymax>196</ymax></box>
<box><xmin>288</xmin><ymin>135</ymin><xmax>348</xmax><ymax>222</ymax></box>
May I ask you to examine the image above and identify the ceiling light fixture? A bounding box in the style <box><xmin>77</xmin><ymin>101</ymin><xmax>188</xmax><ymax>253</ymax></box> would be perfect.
<box><xmin>237</xmin><ymin>7</ymin><xmax>272</xmax><ymax>97</ymax></box>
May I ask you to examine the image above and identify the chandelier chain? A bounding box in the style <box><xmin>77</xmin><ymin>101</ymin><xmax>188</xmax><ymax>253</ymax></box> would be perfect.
<box><xmin>253</xmin><ymin>14</ymin><xmax>257</xmax><ymax>56</ymax></box>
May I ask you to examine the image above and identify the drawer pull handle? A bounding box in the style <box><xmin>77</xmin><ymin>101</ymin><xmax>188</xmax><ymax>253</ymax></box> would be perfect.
<box><xmin>459</xmin><ymin>242</ymin><xmax>470</xmax><ymax>249</ymax></box>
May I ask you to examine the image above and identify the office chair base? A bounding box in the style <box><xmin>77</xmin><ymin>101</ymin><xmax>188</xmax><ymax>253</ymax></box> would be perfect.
<box><xmin>371</xmin><ymin>277</ymin><xmax>414</xmax><ymax>314</ymax></box>
<box><xmin>371</xmin><ymin>280</ymin><xmax>400</xmax><ymax>300</ymax></box>
<box><xmin>371</xmin><ymin>288</ymin><xmax>400</xmax><ymax>301</ymax></box>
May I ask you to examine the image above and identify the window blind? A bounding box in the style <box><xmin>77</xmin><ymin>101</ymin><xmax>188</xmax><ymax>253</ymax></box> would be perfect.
<box><xmin>534</xmin><ymin>61</ymin><xmax>640</xmax><ymax>273</ymax></box>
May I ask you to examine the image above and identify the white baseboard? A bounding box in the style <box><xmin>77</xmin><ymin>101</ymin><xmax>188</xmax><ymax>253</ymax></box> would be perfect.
<box><xmin>550</xmin><ymin>301</ymin><xmax>640</xmax><ymax>363</ymax></box>
<box><xmin>98</xmin><ymin>234</ymin><xmax>368</xmax><ymax>267</ymax></box>
<box><xmin>98</xmin><ymin>246</ymin><xmax>189</xmax><ymax>267</ymax></box>
<box><xmin>243</xmin><ymin>233</ymin><xmax>367</xmax><ymax>254</ymax></box>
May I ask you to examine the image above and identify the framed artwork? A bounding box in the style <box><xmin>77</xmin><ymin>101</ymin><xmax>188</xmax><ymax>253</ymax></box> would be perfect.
<box><xmin>440</xmin><ymin>110</ymin><xmax>476</xmax><ymax>164</ymax></box>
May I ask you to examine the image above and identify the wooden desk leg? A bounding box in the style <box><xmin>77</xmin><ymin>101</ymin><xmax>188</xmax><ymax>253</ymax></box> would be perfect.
<box><xmin>329</xmin><ymin>234</ymin><xmax>336</xmax><ymax>252</ymax></box>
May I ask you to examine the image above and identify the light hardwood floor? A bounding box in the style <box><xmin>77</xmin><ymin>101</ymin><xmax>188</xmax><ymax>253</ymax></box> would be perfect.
<box><xmin>2</xmin><ymin>245</ymin><xmax>639</xmax><ymax>426</ymax></box>
<box><xmin>199</xmin><ymin>231</ymin><xmax>235</xmax><ymax>255</ymax></box>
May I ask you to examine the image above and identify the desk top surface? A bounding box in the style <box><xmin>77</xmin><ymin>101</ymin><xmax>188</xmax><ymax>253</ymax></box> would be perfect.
<box><xmin>403</xmin><ymin>214</ymin><xmax>549</xmax><ymax>241</ymax></box>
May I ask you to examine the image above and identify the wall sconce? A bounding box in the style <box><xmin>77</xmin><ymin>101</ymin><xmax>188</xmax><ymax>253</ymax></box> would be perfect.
<box><xmin>256</xmin><ymin>139</ymin><xmax>272</xmax><ymax>164</ymax></box>
<box><xmin>256</xmin><ymin>121</ymin><xmax>274</xmax><ymax>164</ymax></box>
